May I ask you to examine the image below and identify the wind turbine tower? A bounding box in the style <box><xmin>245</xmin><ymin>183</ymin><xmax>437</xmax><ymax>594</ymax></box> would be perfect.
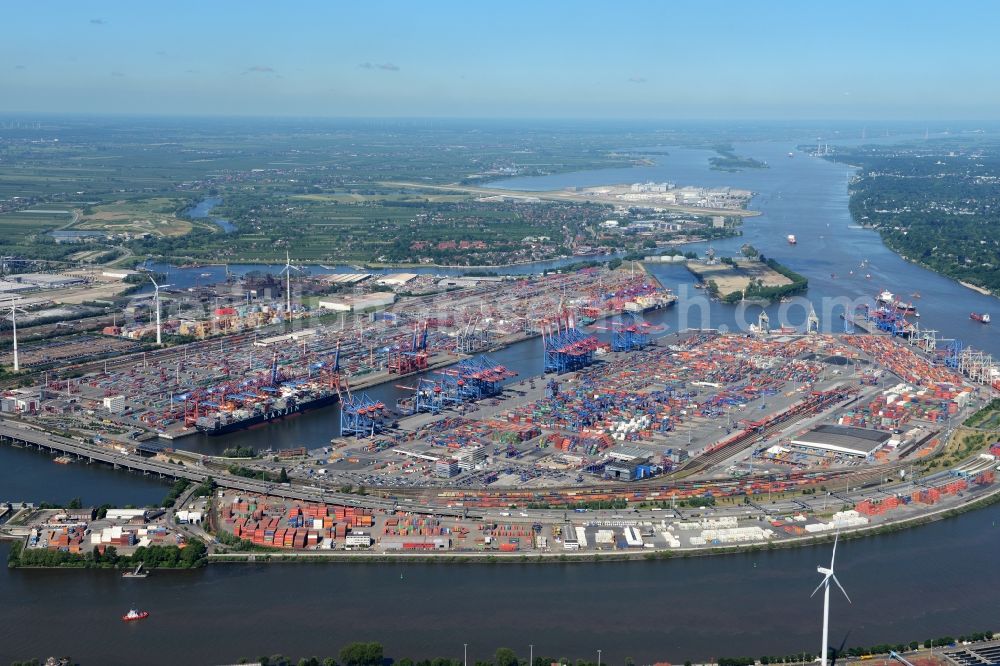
<box><xmin>279</xmin><ymin>250</ymin><xmax>301</xmax><ymax>317</ymax></box>
<box><xmin>812</xmin><ymin>534</ymin><xmax>851</xmax><ymax>666</ymax></box>
<box><xmin>149</xmin><ymin>275</ymin><xmax>172</xmax><ymax>346</ymax></box>
<box><xmin>8</xmin><ymin>296</ymin><xmax>27</xmax><ymax>372</ymax></box>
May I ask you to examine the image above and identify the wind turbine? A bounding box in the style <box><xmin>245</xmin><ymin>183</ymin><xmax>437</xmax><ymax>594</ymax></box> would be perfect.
<box><xmin>149</xmin><ymin>275</ymin><xmax>172</xmax><ymax>346</ymax></box>
<box><xmin>279</xmin><ymin>249</ymin><xmax>302</xmax><ymax>317</ymax></box>
<box><xmin>7</xmin><ymin>296</ymin><xmax>27</xmax><ymax>372</ymax></box>
<box><xmin>812</xmin><ymin>534</ymin><xmax>851</xmax><ymax>666</ymax></box>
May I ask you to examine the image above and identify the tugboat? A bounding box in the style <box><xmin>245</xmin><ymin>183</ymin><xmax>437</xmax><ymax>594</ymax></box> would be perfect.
<box><xmin>122</xmin><ymin>608</ymin><xmax>149</xmax><ymax>622</ymax></box>
<box><xmin>971</xmin><ymin>312</ymin><xmax>991</xmax><ymax>324</ymax></box>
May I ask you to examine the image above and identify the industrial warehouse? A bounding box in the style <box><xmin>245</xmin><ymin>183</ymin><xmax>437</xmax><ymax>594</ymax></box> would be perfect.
<box><xmin>791</xmin><ymin>425</ymin><xmax>892</xmax><ymax>458</ymax></box>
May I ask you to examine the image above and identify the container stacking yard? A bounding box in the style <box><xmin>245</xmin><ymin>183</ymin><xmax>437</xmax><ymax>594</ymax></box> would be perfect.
<box><xmin>6</xmin><ymin>266</ymin><xmax>675</xmax><ymax>440</ymax></box>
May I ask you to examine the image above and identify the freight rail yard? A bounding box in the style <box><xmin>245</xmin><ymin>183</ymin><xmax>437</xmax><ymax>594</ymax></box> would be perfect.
<box><xmin>2</xmin><ymin>265</ymin><xmax>1000</xmax><ymax>559</ymax></box>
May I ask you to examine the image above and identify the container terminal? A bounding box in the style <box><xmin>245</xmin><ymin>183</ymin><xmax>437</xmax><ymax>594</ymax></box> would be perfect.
<box><xmin>3</xmin><ymin>266</ymin><xmax>675</xmax><ymax>440</ymax></box>
<box><xmin>2</xmin><ymin>266</ymin><xmax>999</xmax><ymax>560</ymax></box>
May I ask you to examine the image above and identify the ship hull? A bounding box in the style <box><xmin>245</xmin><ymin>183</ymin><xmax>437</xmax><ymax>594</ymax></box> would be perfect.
<box><xmin>876</xmin><ymin>297</ymin><xmax>917</xmax><ymax>313</ymax></box>
<box><xmin>197</xmin><ymin>393</ymin><xmax>340</xmax><ymax>436</ymax></box>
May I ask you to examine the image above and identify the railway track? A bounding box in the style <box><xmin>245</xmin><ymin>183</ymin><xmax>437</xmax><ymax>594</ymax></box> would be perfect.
<box><xmin>676</xmin><ymin>385</ymin><xmax>861</xmax><ymax>475</ymax></box>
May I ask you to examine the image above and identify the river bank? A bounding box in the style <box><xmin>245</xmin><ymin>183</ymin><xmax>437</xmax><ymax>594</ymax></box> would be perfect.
<box><xmin>4</xmin><ymin>498</ymin><xmax>1000</xmax><ymax>664</ymax></box>
<box><xmin>961</xmin><ymin>281</ymin><xmax>995</xmax><ymax>297</ymax></box>
<box><xmin>142</xmin><ymin>478</ymin><xmax>1000</xmax><ymax>565</ymax></box>
<box><xmin>5</xmin><ymin>419</ymin><xmax>998</xmax><ymax>569</ymax></box>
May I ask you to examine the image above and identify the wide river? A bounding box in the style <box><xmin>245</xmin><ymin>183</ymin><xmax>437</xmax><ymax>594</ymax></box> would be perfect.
<box><xmin>3</xmin><ymin>140</ymin><xmax>999</xmax><ymax>665</ymax></box>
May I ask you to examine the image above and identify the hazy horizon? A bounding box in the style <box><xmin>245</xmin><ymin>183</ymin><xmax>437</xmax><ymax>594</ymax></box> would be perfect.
<box><xmin>4</xmin><ymin>0</ymin><xmax>999</xmax><ymax>121</ymax></box>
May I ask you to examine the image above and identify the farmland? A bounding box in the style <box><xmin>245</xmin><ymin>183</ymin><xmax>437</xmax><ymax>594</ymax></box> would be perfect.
<box><xmin>0</xmin><ymin>117</ymin><xmax>752</xmax><ymax>267</ymax></box>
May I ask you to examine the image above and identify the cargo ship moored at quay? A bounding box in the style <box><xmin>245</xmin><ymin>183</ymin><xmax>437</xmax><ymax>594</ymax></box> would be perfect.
<box><xmin>877</xmin><ymin>289</ymin><xmax>918</xmax><ymax>314</ymax></box>
<box><xmin>192</xmin><ymin>382</ymin><xmax>340</xmax><ymax>436</ymax></box>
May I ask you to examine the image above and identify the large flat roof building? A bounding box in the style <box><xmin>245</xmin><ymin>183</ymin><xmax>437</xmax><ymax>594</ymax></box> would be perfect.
<box><xmin>375</xmin><ymin>272</ymin><xmax>417</xmax><ymax>287</ymax></box>
<box><xmin>791</xmin><ymin>425</ymin><xmax>891</xmax><ymax>458</ymax></box>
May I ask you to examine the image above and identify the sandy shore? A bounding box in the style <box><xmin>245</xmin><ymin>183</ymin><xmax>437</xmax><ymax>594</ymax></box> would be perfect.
<box><xmin>960</xmin><ymin>281</ymin><xmax>995</xmax><ymax>297</ymax></box>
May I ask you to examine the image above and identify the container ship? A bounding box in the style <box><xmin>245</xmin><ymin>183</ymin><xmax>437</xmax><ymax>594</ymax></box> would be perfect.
<box><xmin>876</xmin><ymin>290</ymin><xmax>918</xmax><ymax>314</ymax></box>
<box><xmin>971</xmin><ymin>312</ymin><xmax>991</xmax><ymax>324</ymax></box>
<box><xmin>624</xmin><ymin>291</ymin><xmax>678</xmax><ymax>313</ymax></box>
<box><xmin>192</xmin><ymin>379</ymin><xmax>340</xmax><ymax>436</ymax></box>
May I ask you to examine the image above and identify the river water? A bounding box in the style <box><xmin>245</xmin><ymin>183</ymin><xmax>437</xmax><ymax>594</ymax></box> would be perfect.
<box><xmin>186</xmin><ymin>196</ymin><xmax>236</xmax><ymax>233</ymax></box>
<box><xmin>491</xmin><ymin>142</ymin><xmax>999</xmax><ymax>357</ymax></box>
<box><xmin>2</xmin><ymin>507</ymin><xmax>999</xmax><ymax>665</ymax></box>
<box><xmin>4</xmin><ymin>140</ymin><xmax>1000</xmax><ymax>664</ymax></box>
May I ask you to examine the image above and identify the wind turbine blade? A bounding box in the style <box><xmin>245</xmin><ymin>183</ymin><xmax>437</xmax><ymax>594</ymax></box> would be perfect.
<box><xmin>831</xmin><ymin>574</ymin><xmax>851</xmax><ymax>604</ymax></box>
<box><xmin>810</xmin><ymin>576</ymin><xmax>827</xmax><ymax>598</ymax></box>
<box><xmin>831</xmin><ymin>532</ymin><xmax>839</xmax><ymax>569</ymax></box>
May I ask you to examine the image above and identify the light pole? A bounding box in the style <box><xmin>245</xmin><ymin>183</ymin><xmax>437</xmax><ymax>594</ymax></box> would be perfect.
<box><xmin>597</xmin><ymin>650</ymin><xmax>602</xmax><ymax>666</ymax></box>
<box><xmin>530</xmin><ymin>644</ymin><xmax>534</xmax><ymax>666</ymax></box>
<box><xmin>464</xmin><ymin>644</ymin><xmax>467</xmax><ymax>666</ymax></box>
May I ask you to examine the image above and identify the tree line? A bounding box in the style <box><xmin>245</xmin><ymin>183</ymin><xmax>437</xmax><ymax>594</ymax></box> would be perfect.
<box><xmin>7</xmin><ymin>539</ymin><xmax>207</xmax><ymax>570</ymax></box>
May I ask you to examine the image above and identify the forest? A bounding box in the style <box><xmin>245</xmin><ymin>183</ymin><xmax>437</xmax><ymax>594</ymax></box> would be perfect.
<box><xmin>827</xmin><ymin>141</ymin><xmax>1000</xmax><ymax>294</ymax></box>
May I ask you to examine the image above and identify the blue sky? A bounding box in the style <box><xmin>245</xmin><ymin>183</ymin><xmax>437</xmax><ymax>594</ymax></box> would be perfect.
<box><xmin>2</xmin><ymin>1</ymin><xmax>997</xmax><ymax>119</ymax></box>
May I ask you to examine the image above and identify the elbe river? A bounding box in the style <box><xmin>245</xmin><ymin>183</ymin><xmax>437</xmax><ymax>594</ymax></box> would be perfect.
<box><xmin>2</xmin><ymin>140</ymin><xmax>999</xmax><ymax>665</ymax></box>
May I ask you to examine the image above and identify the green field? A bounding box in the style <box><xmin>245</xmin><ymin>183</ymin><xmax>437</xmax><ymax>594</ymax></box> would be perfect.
<box><xmin>0</xmin><ymin>210</ymin><xmax>72</xmax><ymax>234</ymax></box>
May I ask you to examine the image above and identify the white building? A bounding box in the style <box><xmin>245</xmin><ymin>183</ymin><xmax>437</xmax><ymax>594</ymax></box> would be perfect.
<box><xmin>345</xmin><ymin>531</ymin><xmax>372</xmax><ymax>548</ymax></box>
<box><xmin>103</xmin><ymin>395</ymin><xmax>126</xmax><ymax>414</ymax></box>
<box><xmin>105</xmin><ymin>509</ymin><xmax>147</xmax><ymax>521</ymax></box>
<box><xmin>101</xmin><ymin>269</ymin><xmax>139</xmax><ymax>280</ymax></box>
<box><xmin>317</xmin><ymin>293</ymin><xmax>395</xmax><ymax>312</ymax></box>
<box><xmin>375</xmin><ymin>273</ymin><xmax>417</xmax><ymax>287</ymax></box>
<box><xmin>629</xmin><ymin>182</ymin><xmax>671</xmax><ymax>193</ymax></box>
<box><xmin>453</xmin><ymin>444</ymin><xmax>487</xmax><ymax>471</ymax></box>
<box><xmin>6</xmin><ymin>391</ymin><xmax>40</xmax><ymax>413</ymax></box>
<box><xmin>381</xmin><ymin>536</ymin><xmax>450</xmax><ymax>551</ymax></box>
